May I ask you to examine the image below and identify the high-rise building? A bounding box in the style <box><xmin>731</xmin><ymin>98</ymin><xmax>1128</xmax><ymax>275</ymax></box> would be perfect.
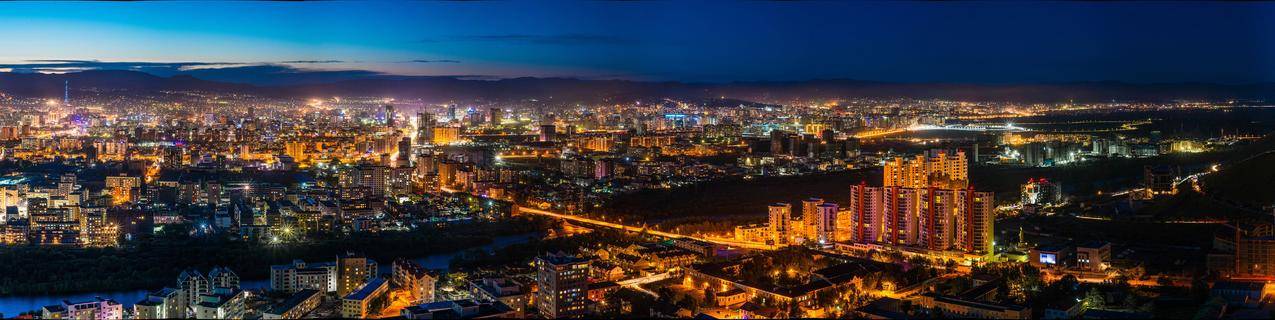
<box><xmin>56</xmin><ymin>173</ymin><xmax>76</xmax><ymax>198</ymax></box>
<box><xmin>883</xmin><ymin>150</ymin><xmax>968</xmax><ymax>189</ymax></box>
<box><xmin>105</xmin><ymin>175</ymin><xmax>141</xmax><ymax>205</ymax></box>
<box><xmin>339</xmin><ymin>164</ymin><xmax>388</xmax><ymax>198</ymax></box>
<box><xmin>432</xmin><ymin>127</ymin><xmax>461</xmax><ymax>145</ymax></box>
<box><xmin>396</xmin><ymin>137</ymin><xmax>412</xmax><ymax>167</ymax></box>
<box><xmin>385</xmin><ymin>105</ymin><xmax>396</xmax><ymax>127</ymax></box>
<box><xmin>178</xmin><ymin>269</ymin><xmax>210</xmax><ymax>309</ymax></box>
<box><xmin>1021</xmin><ymin>178</ymin><xmax>1062</xmax><ymax>206</ymax></box>
<box><xmin>535</xmin><ymin>255</ymin><xmax>590</xmax><ymax>319</ymax></box>
<box><xmin>417</xmin><ymin>112</ymin><xmax>435</xmax><ymax>144</ymax></box>
<box><xmin>801</xmin><ymin>198</ymin><xmax>824</xmax><ymax>241</ymax></box>
<box><xmin>770</xmin><ymin>130</ymin><xmax>792</xmax><ymax>156</ymax></box>
<box><xmin>336</xmin><ymin>253</ymin><xmax>378</xmax><ymax>297</ymax></box>
<box><xmin>815</xmin><ymin>203</ymin><xmax>838</xmax><ymax>246</ymax></box>
<box><xmin>392</xmin><ymin>259</ymin><xmax>437</xmax><ymax>305</ymax></box>
<box><xmin>489</xmin><ymin>107</ymin><xmax>502</xmax><ymax>124</ymax></box>
<box><xmin>209</xmin><ymin>267</ymin><xmax>240</xmax><ymax>290</ymax></box>
<box><xmin>768</xmin><ymin>203</ymin><xmax>792</xmax><ymax>245</ymax></box>
<box><xmin>848</xmin><ymin>184</ymin><xmax>994</xmax><ymax>255</ymax></box>
<box><xmin>78</xmin><ymin>206</ymin><xmax>118</xmax><ymax>247</ymax></box>
<box><xmin>539</xmin><ymin>124</ymin><xmax>557</xmax><ymax>142</ymax></box>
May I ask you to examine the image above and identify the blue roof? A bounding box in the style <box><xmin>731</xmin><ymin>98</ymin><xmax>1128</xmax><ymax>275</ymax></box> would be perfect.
<box><xmin>344</xmin><ymin>277</ymin><xmax>387</xmax><ymax>301</ymax></box>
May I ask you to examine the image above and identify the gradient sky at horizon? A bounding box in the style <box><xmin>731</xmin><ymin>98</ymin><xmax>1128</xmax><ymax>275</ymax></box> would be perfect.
<box><xmin>0</xmin><ymin>1</ymin><xmax>1273</xmax><ymax>83</ymax></box>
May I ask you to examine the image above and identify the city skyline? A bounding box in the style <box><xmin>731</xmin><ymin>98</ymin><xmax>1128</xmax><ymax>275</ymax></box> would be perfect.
<box><xmin>2</xmin><ymin>2</ymin><xmax>1275</xmax><ymax>320</ymax></box>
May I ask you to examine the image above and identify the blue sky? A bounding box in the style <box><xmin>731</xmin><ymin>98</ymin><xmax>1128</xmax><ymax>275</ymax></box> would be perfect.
<box><xmin>0</xmin><ymin>1</ymin><xmax>1272</xmax><ymax>84</ymax></box>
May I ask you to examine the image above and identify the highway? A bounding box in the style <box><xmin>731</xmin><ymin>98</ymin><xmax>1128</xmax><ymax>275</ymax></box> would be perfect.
<box><xmin>515</xmin><ymin>206</ymin><xmax>775</xmax><ymax>250</ymax></box>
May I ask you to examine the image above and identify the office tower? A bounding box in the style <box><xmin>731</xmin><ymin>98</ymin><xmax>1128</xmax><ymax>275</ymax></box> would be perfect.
<box><xmin>770</xmin><ymin>130</ymin><xmax>790</xmax><ymax>156</ymax></box>
<box><xmin>417</xmin><ymin>112</ymin><xmax>435</xmax><ymax>144</ymax></box>
<box><xmin>385</xmin><ymin>105</ymin><xmax>396</xmax><ymax>127</ymax></box>
<box><xmin>336</xmin><ymin>253</ymin><xmax>378</xmax><ymax>297</ymax></box>
<box><xmin>539</xmin><ymin>124</ymin><xmax>557</xmax><ymax>142</ymax></box>
<box><xmin>883</xmin><ymin>150</ymin><xmax>968</xmax><ymax>189</ymax></box>
<box><xmin>768</xmin><ymin>203</ymin><xmax>792</xmax><ymax>245</ymax></box>
<box><xmin>397</xmin><ymin>137</ymin><xmax>412</xmax><ymax>167</ymax></box>
<box><xmin>489</xmin><ymin>107</ymin><xmax>502</xmax><ymax>124</ymax></box>
<box><xmin>801</xmin><ymin>198</ymin><xmax>824</xmax><ymax>241</ymax></box>
<box><xmin>815</xmin><ymin>203</ymin><xmax>838</xmax><ymax>246</ymax></box>
<box><xmin>535</xmin><ymin>255</ymin><xmax>590</xmax><ymax>319</ymax></box>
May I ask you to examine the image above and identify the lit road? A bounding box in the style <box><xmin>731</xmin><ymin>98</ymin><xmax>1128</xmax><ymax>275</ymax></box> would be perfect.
<box><xmin>617</xmin><ymin>272</ymin><xmax>671</xmax><ymax>298</ymax></box>
<box><xmin>618</xmin><ymin>272</ymin><xmax>670</xmax><ymax>287</ymax></box>
<box><xmin>515</xmin><ymin>206</ymin><xmax>775</xmax><ymax>250</ymax></box>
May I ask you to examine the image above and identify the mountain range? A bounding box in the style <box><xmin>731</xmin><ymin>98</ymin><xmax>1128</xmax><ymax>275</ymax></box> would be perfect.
<box><xmin>1</xmin><ymin>70</ymin><xmax>1273</xmax><ymax>104</ymax></box>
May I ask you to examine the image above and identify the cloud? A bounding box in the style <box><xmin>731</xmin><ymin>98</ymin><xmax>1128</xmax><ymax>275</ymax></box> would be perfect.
<box><xmin>279</xmin><ymin>60</ymin><xmax>345</xmax><ymax>64</ymax></box>
<box><xmin>0</xmin><ymin>60</ymin><xmax>239</xmax><ymax>74</ymax></box>
<box><xmin>411</xmin><ymin>59</ymin><xmax>461</xmax><ymax>63</ymax></box>
<box><xmin>424</xmin><ymin>33</ymin><xmax>632</xmax><ymax>46</ymax></box>
<box><xmin>175</xmin><ymin>64</ymin><xmax>384</xmax><ymax>86</ymax></box>
<box><xmin>0</xmin><ymin>60</ymin><xmax>392</xmax><ymax>86</ymax></box>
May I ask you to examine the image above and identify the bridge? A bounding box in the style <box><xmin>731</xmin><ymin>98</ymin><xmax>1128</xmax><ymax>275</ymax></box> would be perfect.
<box><xmin>515</xmin><ymin>206</ymin><xmax>775</xmax><ymax>250</ymax></box>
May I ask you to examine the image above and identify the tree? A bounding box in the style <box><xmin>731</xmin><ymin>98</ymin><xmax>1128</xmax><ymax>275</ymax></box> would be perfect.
<box><xmin>703</xmin><ymin>287</ymin><xmax>716</xmax><ymax>308</ymax></box>
<box><xmin>1083</xmin><ymin>287</ymin><xmax>1105</xmax><ymax>310</ymax></box>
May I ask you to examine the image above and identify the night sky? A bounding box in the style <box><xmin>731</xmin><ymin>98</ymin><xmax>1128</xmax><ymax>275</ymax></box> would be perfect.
<box><xmin>0</xmin><ymin>2</ymin><xmax>1272</xmax><ymax>84</ymax></box>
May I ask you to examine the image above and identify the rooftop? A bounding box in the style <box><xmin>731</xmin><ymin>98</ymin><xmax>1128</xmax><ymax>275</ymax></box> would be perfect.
<box><xmin>344</xmin><ymin>277</ymin><xmax>387</xmax><ymax>301</ymax></box>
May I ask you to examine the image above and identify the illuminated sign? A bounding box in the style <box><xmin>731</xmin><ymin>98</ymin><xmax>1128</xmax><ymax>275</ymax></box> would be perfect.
<box><xmin>1039</xmin><ymin>253</ymin><xmax>1057</xmax><ymax>265</ymax></box>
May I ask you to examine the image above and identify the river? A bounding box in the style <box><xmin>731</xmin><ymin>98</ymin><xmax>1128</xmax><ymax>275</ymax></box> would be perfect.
<box><xmin>0</xmin><ymin>232</ymin><xmax>542</xmax><ymax>317</ymax></box>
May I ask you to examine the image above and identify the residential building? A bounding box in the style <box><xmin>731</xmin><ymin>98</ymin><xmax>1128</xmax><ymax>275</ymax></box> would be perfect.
<box><xmin>535</xmin><ymin>255</ymin><xmax>591</xmax><ymax>319</ymax></box>
<box><xmin>263</xmin><ymin>289</ymin><xmax>322</xmax><ymax>319</ymax></box>
<box><xmin>341</xmin><ymin>277</ymin><xmax>389</xmax><ymax>318</ymax></box>
<box><xmin>336</xmin><ymin>253</ymin><xmax>378</xmax><ymax>297</ymax></box>
<box><xmin>392</xmin><ymin>258</ymin><xmax>437</xmax><ymax>305</ymax></box>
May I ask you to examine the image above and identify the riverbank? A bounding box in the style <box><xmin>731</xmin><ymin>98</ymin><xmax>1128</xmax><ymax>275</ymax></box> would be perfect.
<box><xmin>0</xmin><ymin>216</ymin><xmax>552</xmax><ymax>297</ymax></box>
<box><xmin>0</xmin><ymin>231</ymin><xmax>546</xmax><ymax>317</ymax></box>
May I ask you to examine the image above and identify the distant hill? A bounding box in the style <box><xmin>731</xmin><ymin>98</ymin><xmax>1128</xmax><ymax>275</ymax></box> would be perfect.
<box><xmin>0</xmin><ymin>70</ymin><xmax>255</xmax><ymax>97</ymax></box>
<box><xmin>1200</xmin><ymin>136</ymin><xmax>1275</xmax><ymax>209</ymax></box>
<box><xmin>2</xmin><ymin>70</ymin><xmax>1274</xmax><ymax>103</ymax></box>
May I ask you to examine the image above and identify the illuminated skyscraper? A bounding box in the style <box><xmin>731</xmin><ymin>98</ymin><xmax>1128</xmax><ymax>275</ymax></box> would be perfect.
<box><xmin>416</xmin><ymin>112</ymin><xmax>434</xmax><ymax>144</ymax></box>
<box><xmin>489</xmin><ymin>107</ymin><xmax>502</xmax><ymax>124</ymax></box>
<box><xmin>801</xmin><ymin>198</ymin><xmax>824</xmax><ymax>241</ymax></box>
<box><xmin>848</xmin><ymin>184</ymin><xmax>993</xmax><ymax>255</ymax></box>
<box><xmin>384</xmin><ymin>105</ymin><xmax>396</xmax><ymax>127</ymax></box>
<box><xmin>539</xmin><ymin>124</ymin><xmax>557</xmax><ymax>142</ymax></box>
<box><xmin>815</xmin><ymin>203</ymin><xmax>838</xmax><ymax>246</ymax></box>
